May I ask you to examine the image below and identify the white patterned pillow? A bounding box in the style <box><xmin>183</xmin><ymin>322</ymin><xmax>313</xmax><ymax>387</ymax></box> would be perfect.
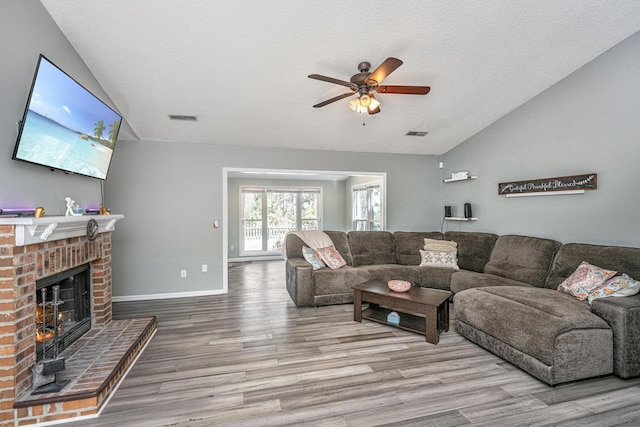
<box><xmin>587</xmin><ymin>274</ymin><xmax>640</xmax><ymax>304</ymax></box>
<box><xmin>315</xmin><ymin>246</ymin><xmax>347</xmax><ymax>269</ymax></box>
<box><xmin>557</xmin><ymin>261</ymin><xmax>617</xmax><ymax>300</ymax></box>
<box><xmin>302</xmin><ymin>246</ymin><xmax>325</xmax><ymax>270</ymax></box>
<box><xmin>419</xmin><ymin>249</ymin><xmax>459</xmax><ymax>269</ymax></box>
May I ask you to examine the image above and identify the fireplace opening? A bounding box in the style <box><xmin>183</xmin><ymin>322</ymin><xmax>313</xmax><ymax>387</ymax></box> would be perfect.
<box><xmin>35</xmin><ymin>264</ymin><xmax>91</xmax><ymax>361</ymax></box>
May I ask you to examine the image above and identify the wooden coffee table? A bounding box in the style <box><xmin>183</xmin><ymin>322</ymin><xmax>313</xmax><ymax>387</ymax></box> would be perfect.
<box><xmin>353</xmin><ymin>280</ymin><xmax>451</xmax><ymax>344</ymax></box>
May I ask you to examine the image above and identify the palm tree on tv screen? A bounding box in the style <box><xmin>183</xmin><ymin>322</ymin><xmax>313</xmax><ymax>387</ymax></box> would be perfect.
<box><xmin>108</xmin><ymin>120</ymin><xmax>120</xmax><ymax>144</ymax></box>
<box><xmin>94</xmin><ymin>120</ymin><xmax>105</xmax><ymax>140</ymax></box>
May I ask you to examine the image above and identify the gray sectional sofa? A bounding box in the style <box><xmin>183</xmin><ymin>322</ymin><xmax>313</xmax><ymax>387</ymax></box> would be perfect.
<box><xmin>284</xmin><ymin>230</ymin><xmax>640</xmax><ymax>385</ymax></box>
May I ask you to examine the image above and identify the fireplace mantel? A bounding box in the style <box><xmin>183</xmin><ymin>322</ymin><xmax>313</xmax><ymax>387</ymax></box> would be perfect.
<box><xmin>0</xmin><ymin>214</ymin><xmax>124</xmax><ymax>246</ymax></box>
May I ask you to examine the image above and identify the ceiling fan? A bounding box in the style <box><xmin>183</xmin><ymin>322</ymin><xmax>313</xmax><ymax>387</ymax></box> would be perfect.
<box><xmin>308</xmin><ymin>57</ymin><xmax>430</xmax><ymax>115</ymax></box>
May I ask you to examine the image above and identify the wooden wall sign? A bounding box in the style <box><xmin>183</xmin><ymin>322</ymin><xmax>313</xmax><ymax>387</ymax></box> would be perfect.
<box><xmin>498</xmin><ymin>173</ymin><xmax>597</xmax><ymax>195</ymax></box>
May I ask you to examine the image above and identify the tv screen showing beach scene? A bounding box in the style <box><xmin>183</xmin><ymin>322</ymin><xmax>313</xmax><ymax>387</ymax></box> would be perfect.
<box><xmin>13</xmin><ymin>55</ymin><xmax>122</xmax><ymax>180</ymax></box>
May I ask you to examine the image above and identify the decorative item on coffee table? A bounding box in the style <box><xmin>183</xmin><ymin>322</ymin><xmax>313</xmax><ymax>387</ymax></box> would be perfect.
<box><xmin>387</xmin><ymin>279</ymin><xmax>411</xmax><ymax>292</ymax></box>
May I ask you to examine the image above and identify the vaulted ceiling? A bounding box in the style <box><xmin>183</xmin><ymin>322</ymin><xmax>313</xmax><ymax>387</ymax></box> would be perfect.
<box><xmin>40</xmin><ymin>1</ymin><xmax>640</xmax><ymax>155</ymax></box>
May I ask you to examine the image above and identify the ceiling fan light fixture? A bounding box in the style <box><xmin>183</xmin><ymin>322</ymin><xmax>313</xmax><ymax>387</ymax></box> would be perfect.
<box><xmin>348</xmin><ymin>93</ymin><xmax>380</xmax><ymax>115</ymax></box>
<box><xmin>368</xmin><ymin>95</ymin><xmax>380</xmax><ymax>110</ymax></box>
<box><xmin>359</xmin><ymin>94</ymin><xmax>371</xmax><ymax>107</ymax></box>
<box><xmin>348</xmin><ymin>98</ymin><xmax>367</xmax><ymax>114</ymax></box>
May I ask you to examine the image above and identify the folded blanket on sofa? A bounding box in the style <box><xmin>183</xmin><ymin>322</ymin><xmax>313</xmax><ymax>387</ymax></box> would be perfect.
<box><xmin>282</xmin><ymin>230</ymin><xmax>334</xmax><ymax>259</ymax></box>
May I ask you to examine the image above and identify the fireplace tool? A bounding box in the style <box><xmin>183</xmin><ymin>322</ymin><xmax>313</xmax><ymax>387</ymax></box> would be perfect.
<box><xmin>32</xmin><ymin>286</ymin><xmax>68</xmax><ymax>394</ymax></box>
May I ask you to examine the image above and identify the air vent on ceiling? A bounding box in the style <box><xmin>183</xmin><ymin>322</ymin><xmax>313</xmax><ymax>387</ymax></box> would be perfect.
<box><xmin>168</xmin><ymin>114</ymin><xmax>198</xmax><ymax>121</ymax></box>
<box><xmin>406</xmin><ymin>131</ymin><xmax>428</xmax><ymax>137</ymax></box>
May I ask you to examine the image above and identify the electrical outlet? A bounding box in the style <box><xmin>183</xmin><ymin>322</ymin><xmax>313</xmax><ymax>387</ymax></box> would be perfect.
<box><xmin>181</xmin><ymin>269</ymin><xmax>187</xmax><ymax>278</ymax></box>
<box><xmin>202</xmin><ymin>264</ymin><xmax>207</xmax><ymax>272</ymax></box>
<box><xmin>230</xmin><ymin>245</ymin><xmax>235</xmax><ymax>252</ymax></box>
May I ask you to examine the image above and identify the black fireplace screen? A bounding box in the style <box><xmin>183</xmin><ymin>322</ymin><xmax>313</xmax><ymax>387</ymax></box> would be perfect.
<box><xmin>35</xmin><ymin>264</ymin><xmax>91</xmax><ymax>361</ymax></box>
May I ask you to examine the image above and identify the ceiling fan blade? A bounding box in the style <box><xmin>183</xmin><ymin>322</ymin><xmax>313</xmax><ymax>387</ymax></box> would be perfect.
<box><xmin>312</xmin><ymin>92</ymin><xmax>354</xmax><ymax>108</ymax></box>
<box><xmin>375</xmin><ymin>85</ymin><xmax>431</xmax><ymax>95</ymax></box>
<box><xmin>308</xmin><ymin>74</ymin><xmax>356</xmax><ymax>89</ymax></box>
<box><xmin>365</xmin><ymin>57</ymin><xmax>403</xmax><ymax>85</ymax></box>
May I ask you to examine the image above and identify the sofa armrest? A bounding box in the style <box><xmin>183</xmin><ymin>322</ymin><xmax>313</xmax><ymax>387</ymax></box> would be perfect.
<box><xmin>285</xmin><ymin>258</ymin><xmax>315</xmax><ymax>307</ymax></box>
<box><xmin>591</xmin><ymin>294</ymin><xmax>640</xmax><ymax>378</ymax></box>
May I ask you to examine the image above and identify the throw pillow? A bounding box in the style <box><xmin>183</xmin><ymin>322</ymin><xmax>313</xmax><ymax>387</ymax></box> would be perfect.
<box><xmin>419</xmin><ymin>249</ymin><xmax>460</xmax><ymax>269</ymax></box>
<box><xmin>423</xmin><ymin>238</ymin><xmax>457</xmax><ymax>251</ymax></box>
<box><xmin>302</xmin><ymin>246</ymin><xmax>325</xmax><ymax>270</ymax></box>
<box><xmin>423</xmin><ymin>238</ymin><xmax>457</xmax><ymax>254</ymax></box>
<box><xmin>557</xmin><ymin>261</ymin><xmax>617</xmax><ymax>301</ymax></box>
<box><xmin>587</xmin><ymin>274</ymin><xmax>640</xmax><ymax>304</ymax></box>
<box><xmin>315</xmin><ymin>246</ymin><xmax>347</xmax><ymax>269</ymax></box>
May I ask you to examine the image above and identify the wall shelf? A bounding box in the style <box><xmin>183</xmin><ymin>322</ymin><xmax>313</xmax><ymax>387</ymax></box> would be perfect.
<box><xmin>443</xmin><ymin>176</ymin><xmax>477</xmax><ymax>183</ymax></box>
<box><xmin>444</xmin><ymin>217</ymin><xmax>477</xmax><ymax>222</ymax></box>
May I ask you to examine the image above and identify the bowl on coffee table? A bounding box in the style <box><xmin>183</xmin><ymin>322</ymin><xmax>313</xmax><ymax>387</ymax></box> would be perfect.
<box><xmin>387</xmin><ymin>280</ymin><xmax>411</xmax><ymax>293</ymax></box>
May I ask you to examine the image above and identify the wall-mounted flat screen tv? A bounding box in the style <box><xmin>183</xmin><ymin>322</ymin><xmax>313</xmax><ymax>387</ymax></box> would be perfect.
<box><xmin>12</xmin><ymin>55</ymin><xmax>122</xmax><ymax>180</ymax></box>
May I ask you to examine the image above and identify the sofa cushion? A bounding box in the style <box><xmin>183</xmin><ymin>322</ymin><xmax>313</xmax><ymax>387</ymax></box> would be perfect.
<box><xmin>417</xmin><ymin>266</ymin><xmax>456</xmax><ymax>291</ymax></box>
<box><xmin>450</xmin><ymin>270</ymin><xmax>533</xmax><ymax>293</ymax></box>
<box><xmin>394</xmin><ymin>231</ymin><xmax>444</xmax><ymax>265</ymax></box>
<box><xmin>444</xmin><ymin>231</ymin><xmax>498</xmax><ymax>272</ymax></box>
<box><xmin>483</xmin><ymin>235</ymin><xmax>561</xmax><ymax>287</ymax></box>
<box><xmin>348</xmin><ymin>231</ymin><xmax>398</xmax><ymax>266</ymax></box>
<box><xmin>358</xmin><ymin>264</ymin><xmax>420</xmax><ymax>285</ymax></box>
<box><xmin>546</xmin><ymin>243</ymin><xmax>640</xmax><ymax>290</ymax></box>
<box><xmin>313</xmin><ymin>266</ymin><xmax>370</xmax><ymax>296</ymax></box>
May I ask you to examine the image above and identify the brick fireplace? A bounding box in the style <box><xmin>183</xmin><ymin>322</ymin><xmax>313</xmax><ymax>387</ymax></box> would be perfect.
<box><xmin>0</xmin><ymin>215</ymin><xmax>156</xmax><ymax>426</ymax></box>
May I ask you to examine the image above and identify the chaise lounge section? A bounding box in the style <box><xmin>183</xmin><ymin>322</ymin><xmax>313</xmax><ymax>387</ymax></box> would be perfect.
<box><xmin>454</xmin><ymin>242</ymin><xmax>640</xmax><ymax>384</ymax></box>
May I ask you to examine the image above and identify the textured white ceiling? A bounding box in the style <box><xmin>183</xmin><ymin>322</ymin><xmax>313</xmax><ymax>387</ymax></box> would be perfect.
<box><xmin>40</xmin><ymin>0</ymin><xmax>640</xmax><ymax>155</ymax></box>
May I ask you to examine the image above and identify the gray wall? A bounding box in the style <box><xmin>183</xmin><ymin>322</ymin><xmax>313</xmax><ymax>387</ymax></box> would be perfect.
<box><xmin>106</xmin><ymin>142</ymin><xmax>441</xmax><ymax>297</ymax></box>
<box><xmin>0</xmin><ymin>1</ymin><xmax>120</xmax><ymax>213</ymax></box>
<box><xmin>227</xmin><ymin>177</ymin><xmax>347</xmax><ymax>259</ymax></box>
<box><xmin>442</xmin><ymin>31</ymin><xmax>640</xmax><ymax>247</ymax></box>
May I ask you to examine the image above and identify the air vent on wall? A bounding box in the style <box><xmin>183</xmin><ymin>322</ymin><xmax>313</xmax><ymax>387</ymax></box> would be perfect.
<box><xmin>406</xmin><ymin>131</ymin><xmax>428</xmax><ymax>136</ymax></box>
<box><xmin>168</xmin><ymin>114</ymin><xmax>198</xmax><ymax>121</ymax></box>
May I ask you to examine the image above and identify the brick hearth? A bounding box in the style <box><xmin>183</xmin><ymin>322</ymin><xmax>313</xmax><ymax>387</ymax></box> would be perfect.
<box><xmin>0</xmin><ymin>215</ymin><xmax>155</xmax><ymax>426</ymax></box>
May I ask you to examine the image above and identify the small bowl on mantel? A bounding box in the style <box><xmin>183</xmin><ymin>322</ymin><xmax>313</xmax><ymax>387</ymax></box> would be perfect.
<box><xmin>387</xmin><ymin>280</ymin><xmax>411</xmax><ymax>293</ymax></box>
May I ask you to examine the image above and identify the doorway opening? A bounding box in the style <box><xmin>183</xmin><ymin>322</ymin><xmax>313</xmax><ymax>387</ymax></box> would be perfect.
<box><xmin>222</xmin><ymin>168</ymin><xmax>386</xmax><ymax>293</ymax></box>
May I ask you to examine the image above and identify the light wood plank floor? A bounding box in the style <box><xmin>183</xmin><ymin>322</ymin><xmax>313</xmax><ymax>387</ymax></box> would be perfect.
<box><xmin>67</xmin><ymin>260</ymin><xmax>640</xmax><ymax>426</ymax></box>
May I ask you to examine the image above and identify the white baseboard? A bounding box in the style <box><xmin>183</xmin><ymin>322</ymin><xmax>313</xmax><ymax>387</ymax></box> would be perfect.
<box><xmin>113</xmin><ymin>288</ymin><xmax>226</xmax><ymax>302</ymax></box>
<box><xmin>228</xmin><ymin>256</ymin><xmax>283</xmax><ymax>262</ymax></box>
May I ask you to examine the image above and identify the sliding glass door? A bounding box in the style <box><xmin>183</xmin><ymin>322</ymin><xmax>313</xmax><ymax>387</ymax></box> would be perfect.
<box><xmin>240</xmin><ymin>186</ymin><xmax>322</xmax><ymax>255</ymax></box>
